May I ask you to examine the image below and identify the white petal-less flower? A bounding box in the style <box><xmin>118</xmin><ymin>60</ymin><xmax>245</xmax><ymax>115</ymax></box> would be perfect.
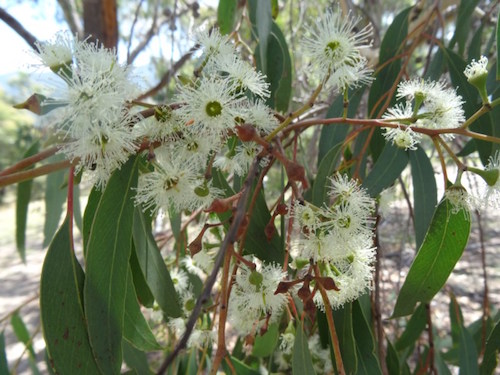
<box><xmin>194</xmin><ymin>27</ymin><xmax>235</xmax><ymax>61</ymax></box>
<box><xmin>61</xmin><ymin>112</ymin><xmax>138</xmax><ymax>188</ymax></box>
<box><xmin>228</xmin><ymin>262</ymin><xmax>288</xmax><ymax>335</ymax></box>
<box><xmin>209</xmin><ymin>54</ymin><xmax>270</xmax><ymax>98</ymax></box>
<box><xmin>302</xmin><ymin>8</ymin><xmax>373</xmax><ymax>89</ymax></box>
<box><xmin>35</xmin><ymin>31</ymin><xmax>74</xmax><ymax>69</ymax></box>
<box><xmin>483</xmin><ymin>151</ymin><xmax>500</xmax><ymax>208</ymax></box>
<box><xmin>384</xmin><ymin>125</ymin><xmax>421</xmax><ymax>150</ymax></box>
<box><xmin>328</xmin><ymin>173</ymin><xmax>375</xmax><ymax>214</ymax></box>
<box><xmin>464</xmin><ymin>56</ymin><xmax>488</xmax><ymax>81</ymax></box>
<box><xmin>135</xmin><ymin>147</ymin><xmax>218</xmax><ymax>213</ymax></box>
<box><xmin>176</xmin><ymin>77</ymin><xmax>243</xmax><ymax>135</ymax></box>
<box><xmin>444</xmin><ymin>187</ymin><xmax>474</xmax><ymax>217</ymax></box>
<box><xmin>242</xmin><ymin>99</ymin><xmax>279</xmax><ymax>134</ymax></box>
<box><xmin>169</xmin><ymin>268</ymin><xmax>190</xmax><ymax>295</ymax></box>
<box><xmin>396</xmin><ymin>79</ymin><xmax>465</xmax><ymax>133</ymax></box>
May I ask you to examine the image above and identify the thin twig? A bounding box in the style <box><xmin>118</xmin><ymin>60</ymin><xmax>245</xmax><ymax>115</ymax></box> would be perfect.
<box><xmin>0</xmin><ymin>7</ymin><xmax>39</xmax><ymax>50</ymax></box>
<box><xmin>156</xmin><ymin>159</ymin><xmax>260</xmax><ymax>374</ymax></box>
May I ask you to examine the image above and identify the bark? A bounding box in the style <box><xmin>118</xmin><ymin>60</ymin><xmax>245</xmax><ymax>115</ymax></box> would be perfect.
<box><xmin>83</xmin><ymin>0</ymin><xmax>118</xmax><ymax>49</ymax></box>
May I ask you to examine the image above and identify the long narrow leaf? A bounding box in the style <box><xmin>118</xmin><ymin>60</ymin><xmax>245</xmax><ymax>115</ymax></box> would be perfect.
<box><xmin>393</xmin><ymin>199</ymin><xmax>470</xmax><ymax>317</ymax></box>
<box><xmin>40</xmin><ymin>217</ymin><xmax>102</xmax><ymax>374</ymax></box>
<box><xmin>84</xmin><ymin>157</ymin><xmax>139</xmax><ymax>374</ymax></box>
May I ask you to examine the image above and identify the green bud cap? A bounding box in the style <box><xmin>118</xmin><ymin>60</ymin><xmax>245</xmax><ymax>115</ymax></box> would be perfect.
<box><xmin>249</xmin><ymin>270</ymin><xmax>264</xmax><ymax>288</ymax></box>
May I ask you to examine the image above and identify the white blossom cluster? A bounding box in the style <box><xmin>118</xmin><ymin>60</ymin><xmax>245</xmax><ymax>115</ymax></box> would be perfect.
<box><xmin>228</xmin><ymin>260</ymin><xmax>288</xmax><ymax>336</ymax></box>
<box><xmin>382</xmin><ymin>78</ymin><xmax>465</xmax><ymax>149</ymax></box>
<box><xmin>302</xmin><ymin>7</ymin><xmax>374</xmax><ymax>90</ymax></box>
<box><xmin>36</xmin><ymin>33</ymin><xmax>140</xmax><ymax>188</ymax></box>
<box><xmin>292</xmin><ymin>174</ymin><xmax>376</xmax><ymax>309</ymax></box>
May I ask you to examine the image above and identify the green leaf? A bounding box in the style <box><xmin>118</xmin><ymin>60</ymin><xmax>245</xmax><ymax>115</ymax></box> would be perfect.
<box><xmin>43</xmin><ymin>155</ymin><xmax>66</xmax><ymax>247</ymax></box>
<box><xmin>352</xmin><ymin>300</ymin><xmax>383</xmax><ymax>375</ymax></box>
<box><xmin>480</xmin><ymin>319</ymin><xmax>500</xmax><ymax>374</ymax></box>
<box><xmin>468</xmin><ymin>23</ymin><xmax>485</xmax><ymax>61</ymax></box>
<box><xmin>410</xmin><ymin>147</ymin><xmax>437</xmax><ymax>248</ymax></box>
<box><xmin>448</xmin><ymin>0</ymin><xmax>480</xmax><ymax>56</ymax></box>
<box><xmin>334</xmin><ymin>303</ymin><xmax>358</xmax><ymax>375</ymax></box>
<box><xmin>362</xmin><ymin>142</ymin><xmax>408</xmax><ymax>197</ymax></box>
<box><xmin>392</xmin><ymin>199</ymin><xmax>471</xmax><ymax>317</ymax></box>
<box><xmin>82</xmin><ymin>187</ymin><xmax>102</xmax><ymax>256</ymax></box>
<box><xmin>368</xmin><ymin>6</ymin><xmax>412</xmax><ymax>118</ymax></box>
<box><xmin>217</xmin><ymin>0</ymin><xmax>237</xmax><ymax>35</ymax></box>
<box><xmin>123</xmin><ymin>268</ymin><xmax>162</xmax><ymax>351</ymax></box>
<box><xmin>132</xmin><ymin>208</ymin><xmax>181</xmax><ymax>318</ymax></box>
<box><xmin>449</xmin><ymin>294</ymin><xmax>479</xmax><ymax>375</ymax></box>
<box><xmin>11</xmin><ymin>312</ymin><xmax>36</xmax><ymax>359</ymax></box>
<box><xmin>0</xmin><ymin>332</ymin><xmax>8</xmax><ymax>375</ymax></box>
<box><xmin>292</xmin><ymin>322</ymin><xmax>316</xmax><ymax>375</ymax></box>
<box><xmin>255</xmin><ymin>21</ymin><xmax>292</xmax><ymax>112</ymax></box>
<box><xmin>256</xmin><ymin>0</ymin><xmax>272</xmax><ymax>75</ymax></box>
<box><xmin>243</xmin><ymin>186</ymin><xmax>284</xmax><ymax>264</ymax></box>
<box><xmin>224</xmin><ymin>356</ymin><xmax>260</xmax><ymax>375</ymax></box>
<box><xmin>84</xmin><ymin>157</ymin><xmax>139</xmax><ymax>374</ymax></box>
<box><xmin>395</xmin><ymin>303</ymin><xmax>427</xmax><ymax>351</ymax></box>
<box><xmin>318</xmin><ymin>87</ymin><xmax>365</xmax><ymax>165</ymax></box>
<box><xmin>497</xmin><ymin>11</ymin><xmax>500</xmax><ymax>80</ymax></box>
<box><xmin>252</xmin><ymin>323</ymin><xmax>279</xmax><ymax>358</ymax></box>
<box><xmin>122</xmin><ymin>340</ymin><xmax>153</xmax><ymax>375</ymax></box>
<box><xmin>312</xmin><ymin>143</ymin><xmax>343</xmax><ymax>206</ymax></box>
<box><xmin>11</xmin><ymin>312</ymin><xmax>40</xmax><ymax>375</ymax></box>
<box><xmin>130</xmin><ymin>247</ymin><xmax>154</xmax><ymax>308</ymax></box>
<box><xmin>16</xmin><ymin>141</ymin><xmax>39</xmax><ymax>261</ymax></box>
<box><xmin>40</xmin><ymin>217</ymin><xmax>101</xmax><ymax>374</ymax></box>
<box><xmin>386</xmin><ymin>339</ymin><xmax>400</xmax><ymax>375</ymax></box>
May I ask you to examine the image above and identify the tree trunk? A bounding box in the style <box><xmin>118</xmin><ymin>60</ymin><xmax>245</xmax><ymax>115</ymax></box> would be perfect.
<box><xmin>83</xmin><ymin>0</ymin><xmax>118</xmax><ymax>49</ymax></box>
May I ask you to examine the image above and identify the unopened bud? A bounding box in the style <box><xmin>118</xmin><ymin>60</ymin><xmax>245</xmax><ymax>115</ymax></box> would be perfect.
<box><xmin>235</xmin><ymin>124</ymin><xmax>257</xmax><ymax>142</ymax></box>
<box><xmin>264</xmin><ymin>221</ymin><xmax>276</xmax><ymax>241</ymax></box>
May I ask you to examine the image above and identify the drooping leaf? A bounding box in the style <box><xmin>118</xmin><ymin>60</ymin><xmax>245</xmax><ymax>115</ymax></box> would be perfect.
<box><xmin>82</xmin><ymin>187</ymin><xmax>102</xmax><ymax>256</ymax></box>
<box><xmin>129</xmin><ymin>246</ymin><xmax>154</xmax><ymax>308</ymax></box>
<box><xmin>40</xmin><ymin>217</ymin><xmax>101</xmax><ymax>374</ymax></box>
<box><xmin>217</xmin><ymin>0</ymin><xmax>237</xmax><ymax>35</ymax></box>
<box><xmin>243</xmin><ymin>186</ymin><xmax>284</xmax><ymax>264</ymax></box>
<box><xmin>43</xmin><ymin>154</ymin><xmax>66</xmax><ymax>247</ymax></box>
<box><xmin>123</xmin><ymin>268</ymin><xmax>162</xmax><ymax>351</ymax></box>
<box><xmin>468</xmin><ymin>23</ymin><xmax>485</xmax><ymax>61</ymax></box>
<box><xmin>448</xmin><ymin>0</ymin><xmax>480</xmax><ymax>56</ymax></box>
<box><xmin>333</xmin><ymin>303</ymin><xmax>358</xmax><ymax>375</ymax></box>
<box><xmin>254</xmin><ymin>21</ymin><xmax>292</xmax><ymax>112</ymax></box>
<box><xmin>480</xmin><ymin>319</ymin><xmax>500</xmax><ymax>374</ymax></box>
<box><xmin>292</xmin><ymin>322</ymin><xmax>316</xmax><ymax>375</ymax></box>
<box><xmin>84</xmin><ymin>156</ymin><xmax>139</xmax><ymax>374</ymax></box>
<box><xmin>497</xmin><ymin>11</ymin><xmax>500</xmax><ymax>80</ymax></box>
<box><xmin>122</xmin><ymin>340</ymin><xmax>153</xmax><ymax>375</ymax></box>
<box><xmin>386</xmin><ymin>339</ymin><xmax>400</xmax><ymax>375</ymax></box>
<box><xmin>223</xmin><ymin>356</ymin><xmax>260</xmax><ymax>375</ymax></box>
<box><xmin>11</xmin><ymin>312</ymin><xmax>41</xmax><ymax>374</ymax></box>
<box><xmin>410</xmin><ymin>147</ymin><xmax>437</xmax><ymax>248</ymax></box>
<box><xmin>368</xmin><ymin>7</ymin><xmax>412</xmax><ymax>118</ymax></box>
<box><xmin>252</xmin><ymin>323</ymin><xmax>279</xmax><ymax>358</ymax></box>
<box><xmin>317</xmin><ymin>87</ymin><xmax>365</xmax><ymax>165</ymax></box>
<box><xmin>392</xmin><ymin>199</ymin><xmax>471</xmax><ymax>317</ymax></box>
<box><xmin>395</xmin><ymin>303</ymin><xmax>427</xmax><ymax>351</ymax></box>
<box><xmin>362</xmin><ymin>142</ymin><xmax>408</xmax><ymax>198</ymax></box>
<box><xmin>256</xmin><ymin>0</ymin><xmax>272</xmax><ymax>74</ymax></box>
<box><xmin>11</xmin><ymin>312</ymin><xmax>36</xmax><ymax>359</ymax></box>
<box><xmin>352</xmin><ymin>300</ymin><xmax>383</xmax><ymax>375</ymax></box>
<box><xmin>132</xmin><ymin>208</ymin><xmax>181</xmax><ymax>318</ymax></box>
<box><xmin>16</xmin><ymin>141</ymin><xmax>39</xmax><ymax>261</ymax></box>
<box><xmin>449</xmin><ymin>294</ymin><xmax>479</xmax><ymax>375</ymax></box>
<box><xmin>312</xmin><ymin>142</ymin><xmax>343</xmax><ymax>206</ymax></box>
<box><xmin>0</xmin><ymin>332</ymin><xmax>8</xmax><ymax>374</ymax></box>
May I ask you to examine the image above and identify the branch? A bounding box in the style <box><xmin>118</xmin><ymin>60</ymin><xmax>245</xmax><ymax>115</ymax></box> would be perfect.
<box><xmin>135</xmin><ymin>45</ymin><xmax>198</xmax><ymax>100</ymax></box>
<box><xmin>56</xmin><ymin>0</ymin><xmax>83</xmax><ymax>38</ymax></box>
<box><xmin>156</xmin><ymin>159</ymin><xmax>261</xmax><ymax>374</ymax></box>
<box><xmin>0</xmin><ymin>7</ymin><xmax>39</xmax><ymax>51</ymax></box>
